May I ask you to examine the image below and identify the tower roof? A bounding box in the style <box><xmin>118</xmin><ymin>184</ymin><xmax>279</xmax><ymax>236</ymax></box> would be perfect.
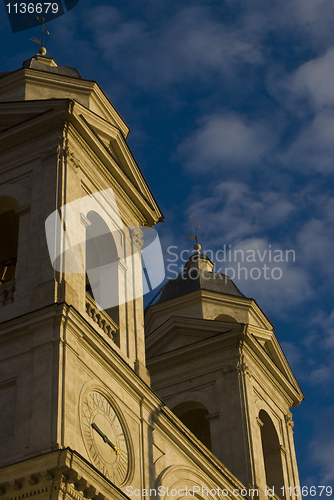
<box><xmin>0</xmin><ymin>53</ymin><xmax>130</xmax><ymax>137</ymax></box>
<box><xmin>23</xmin><ymin>54</ymin><xmax>83</xmax><ymax>78</ymax></box>
<box><xmin>153</xmin><ymin>252</ymin><xmax>245</xmax><ymax>306</ymax></box>
<box><xmin>0</xmin><ymin>54</ymin><xmax>82</xmax><ymax>79</ymax></box>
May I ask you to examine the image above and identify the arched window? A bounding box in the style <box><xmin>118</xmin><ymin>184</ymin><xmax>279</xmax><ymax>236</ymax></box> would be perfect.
<box><xmin>0</xmin><ymin>197</ymin><xmax>19</xmax><ymax>304</ymax></box>
<box><xmin>173</xmin><ymin>401</ymin><xmax>212</xmax><ymax>451</ymax></box>
<box><xmin>85</xmin><ymin>211</ymin><xmax>120</xmax><ymax>325</ymax></box>
<box><xmin>259</xmin><ymin>410</ymin><xmax>285</xmax><ymax>497</ymax></box>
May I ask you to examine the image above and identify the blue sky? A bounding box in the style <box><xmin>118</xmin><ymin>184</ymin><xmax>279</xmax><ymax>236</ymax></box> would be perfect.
<box><xmin>1</xmin><ymin>0</ymin><xmax>334</xmax><ymax>490</ymax></box>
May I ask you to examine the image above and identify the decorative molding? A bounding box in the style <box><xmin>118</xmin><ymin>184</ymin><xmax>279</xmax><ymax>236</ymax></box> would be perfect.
<box><xmin>279</xmin><ymin>445</ymin><xmax>287</xmax><ymax>456</ymax></box>
<box><xmin>205</xmin><ymin>412</ymin><xmax>219</xmax><ymax>421</ymax></box>
<box><xmin>14</xmin><ymin>204</ymin><xmax>30</xmax><ymax>217</ymax></box>
<box><xmin>68</xmin><ymin>150</ymin><xmax>82</xmax><ymax>170</ymax></box>
<box><xmin>0</xmin><ymin>282</ymin><xmax>15</xmax><ymax>307</ymax></box>
<box><xmin>221</xmin><ymin>355</ymin><xmax>252</xmax><ymax>378</ymax></box>
<box><xmin>148</xmin><ymin>342</ymin><xmax>237</xmax><ymax>373</ymax></box>
<box><xmin>236</xmin><ymin>357</ymin><xmax>252</xmax><ymax>378</ymax></box>
<box><xmin>85</xmin><ymin>293</ymin><xmax>120</xmax><ymax>347</ymax></box>
<box><xmin>256</xmin><ymin>417</ymin><xmax>264</xmax><ymax>428</ymax></box>
<box><xmin>152</xmin><ymin>443</ymin><xmax>165</xmax><ymax>465</ymax></box>
<box><xmin>0</xmin><ymin>124</ymin><xmax>63</xmax><ymax>155</ymax></box>
<box><xmin>129</xmin><ymin>227</ymin><xmax>143</xmax><ymax>250</ymax></box>
<box><xmin>285</xmin><ymin>413</ymin><xmax>294</xmax><ymax>428</ymax></box>
<box><xmin>80</xmin><ymin>213</ymin><xmax>91</xmax><ymax>228</ymax></box>
<box><xmin>40</xmin><ymin>144</ymin><xmax>62</xmax><ymax>162</ymax></box>
<box><xmin>222</xmin><ymin>362</ymin><xmax>238</xmax><ymax>375</ymax></box>
<box><xmin>0</xmin><ymin>466</ymin><xmax>106</xmax><ymax>500</ymax></box>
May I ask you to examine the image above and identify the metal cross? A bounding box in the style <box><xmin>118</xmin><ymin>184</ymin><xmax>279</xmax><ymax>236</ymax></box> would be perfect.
<box><xmin>188</xmin><ymin>215</ymin><xmax>201</xmax><ymax>244</ymax></box>
<box><xmin>30</xmin><ymin>17</ymin><xmax>50</xmax><ymax>49</ymax></box>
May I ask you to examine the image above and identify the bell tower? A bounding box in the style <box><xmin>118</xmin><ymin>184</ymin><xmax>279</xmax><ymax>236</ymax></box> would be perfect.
<box><xmin>145</xmin><ymin>250</ymin><xmax>304</xmax><ymax>500</ymax></box>
<box><xmin>0</xmin><ymin>51</ymin><xmax>305</xmax><ymax>500</ymax></box>
<box><xmin>0</xmin><ymin>52</ymin><xmax>162</xmax><ymax>491</ymax></box>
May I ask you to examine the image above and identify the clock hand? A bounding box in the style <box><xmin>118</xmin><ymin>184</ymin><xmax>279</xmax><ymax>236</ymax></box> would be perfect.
<box><xmin>91</xmin><ymin>422</ymin><xmax>121</xmax><ymax>455</ymax></box>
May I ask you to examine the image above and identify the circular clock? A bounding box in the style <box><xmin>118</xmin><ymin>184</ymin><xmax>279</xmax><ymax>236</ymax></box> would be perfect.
<box><xmin>80</xmin><ymin>389</ymin><xmax>131</xmax><ymax>485</ymax></box>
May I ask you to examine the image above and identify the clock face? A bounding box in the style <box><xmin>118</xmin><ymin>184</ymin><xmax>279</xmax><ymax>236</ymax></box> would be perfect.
<box><xmin>80</xmin><ymin>391</ymin><xmax>129</xmax><ymax>484</ymax></box>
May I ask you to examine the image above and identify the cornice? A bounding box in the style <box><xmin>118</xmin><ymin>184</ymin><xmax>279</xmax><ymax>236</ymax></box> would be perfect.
<box><xmin>242</xmin><ymin>343</ymin><xmax>301</xmax><ymax>407</ymax></box>
<box><xmin>66</xmin><ymin>127</ymin><xmax>147</xmax><ymax>227</ymax></box>
<box><xmin>0</xmin><ymin>449</ymin><xmax>128</xmax><ymax>500</ymax></box>
<box><xmin>0</xmin><ymin>99</ymin><xmax>161</xmax><ymax>225</ymax></box>
<box><xmin>147</xmin><ymin>338</ymin><xmax>240</xmax><ymax>373</ymax></box>
<box><xmin>0</xmin><ymin>69</ymin><xmax>129</xmax><ymax>137</ymax></box>
<box><xmin>146</xmin><ymin>289</ymin><xmax>273</xmax><ymax>331</ymax></box>
<box><xmin>156</xmin><ymin>406</ymin><xmax>246</xmax><ymax>493</ymax></box>
<box><xmin>69</xmin><ymin>114</ymin><xmax>161</xmax><ymax>225</ymax></box>
<box><xmin>146</xmin><ymin>315</ymin><xmax>241</xmax><ymax>345</ymax></box>
<box><xmin>243</xmin><ymin>330</ymin><xmax>303</xmax><ymax>403</ymax></box>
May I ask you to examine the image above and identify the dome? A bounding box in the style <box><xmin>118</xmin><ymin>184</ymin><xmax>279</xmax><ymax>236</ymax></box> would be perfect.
<box><xmin>22</xmin><ymin>55</ymin><xmax>82</xmax><ymax>78</ymax></box>
<box><xmin>151</xmin><ymin>252</ymin><xmax>245</xmax><ymax>306</ymax></box>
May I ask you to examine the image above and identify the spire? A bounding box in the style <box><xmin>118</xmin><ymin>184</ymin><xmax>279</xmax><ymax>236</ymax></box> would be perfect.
<box><xmin>29</xmin><ymin>17</ymin><xmax>50</xmax><ymax>56</ymax></box>
<box><xmin>188</xmin><ymin>214</ymin><xmax>202</xmax><ymax>252</ymax></box>
<box><xmin>185</xmin><ymin>214</ymin><xmax>213</xmax><ymax>271</ymax></box>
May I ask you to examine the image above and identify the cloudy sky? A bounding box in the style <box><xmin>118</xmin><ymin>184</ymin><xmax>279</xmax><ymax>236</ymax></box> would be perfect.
<box><xmin>1</xmin><ymin>0</ymin><xmax>334</xmax><ymax>490</ymax></box>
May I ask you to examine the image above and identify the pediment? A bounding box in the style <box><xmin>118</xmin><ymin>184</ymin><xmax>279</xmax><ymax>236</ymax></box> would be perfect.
<box><xmin>250</xmin><ymin>327</ymin><xmax>303</xmax><ymax>396</ymax></box>
<box><xmin>146</xmin><ymin>317</ymin><xmax>241</xmax><ymax>358</ymax></box>
<box><xmin>77</xmin><ymin>111</ymin><xmax>159</xmax><ymax>212</ymax></box>
<box><xmin>0</xmin><ymin>65</ymin><xmax>130</xmax><ymax>138</ymax></box>
<box><xmin>0</xmin><ymin>99</ymin><xmax>162</xmax><ymax>225</ymax></box>
<box><xmin>150</xmin><ymin>331</ymin><xmax>213</xmax><ymax>356</ymax></box>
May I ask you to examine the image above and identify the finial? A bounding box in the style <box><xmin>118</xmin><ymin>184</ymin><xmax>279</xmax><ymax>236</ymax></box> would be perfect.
<box><xmin>30</xmin><ymin>17</ymin><xmax>50</xmax><ymax>55</ymax></box>
<box><xmin>187</xmin><ymin>215</ymin><xmax>201</xmax><ymax>252</ymax></box>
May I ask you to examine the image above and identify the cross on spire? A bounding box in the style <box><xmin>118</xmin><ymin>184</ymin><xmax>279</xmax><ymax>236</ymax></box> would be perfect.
<box><xmin>30</xmin><ymin>17</ymin><xmax>50</xmax><ymax>55</ymax></box>
<box><xmin>188</xmin><ymin>215</ymin><xmax>202</xmax><ymax>252</ymax></box>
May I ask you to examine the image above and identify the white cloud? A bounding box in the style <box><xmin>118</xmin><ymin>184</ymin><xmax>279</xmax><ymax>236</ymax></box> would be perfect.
<box><xmin>309</xmin><ymin>310</ymin><xmax>334</xmax><ymax>350</ymax></box>
<box><xmin>287</xmin><ymin>47</ymin><xmax>334</xmax><ymax>110</ymax></box>
<box><xmin>182</xmin><ymin>183</ymin><xmax>311</xmax><ymax>312</ymax></box>
<box><xmin>297</xmin><ymin>208</ymin><xmax>334</xmax><ymax>273</ymax></box>
<box><xmin>281</xmin><ymin>110</ymin><xmax>334</xmax><ymax>173</ymax></box>
<box><xmin>288</xmin><ymin>0</ymin><xmax>334</xmax><ymax>46</ymax></box>
<box><xmin>310</xmin><ymin>433</ymin><xmax>334</xmax><ymax>482</ymax></box>
<box><xmin>188</xmin><ymin>181</ymin><xmax>295</xmax><ymax>241</ymax></box>
<box><xmin>179</xmin><ymin>114</ymin><xmax>276</xmax><ymax>171</ymax></box>
<box><xmin>215</xmin><ymin>237</ymin><xmax>311</xmax><ymax>312</ymax></box>
<box><xmin>85</xmin><ymin>6</ymin><xmax>264</xmax><ymax>88</ymax></box>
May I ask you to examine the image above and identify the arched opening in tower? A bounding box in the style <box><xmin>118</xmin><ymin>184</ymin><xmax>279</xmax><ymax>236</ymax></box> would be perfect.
<box><xmin>86</xmin><ymin>210</ymin><xmax>120</xmax><ymax>326</ymax></box>
<box><xmin>0</xmin><ymin>196</ymin><xmax>19</xmax><ymax>288</ymax></box>
<box><xmin>172</xmin><ymin>401</ymin><xmax>212</xmax><ymax>451</ymax></box>
<box><xmin>259</xmin><ymin>409</ymin><xmax>285</xmax><ymax>498</ymax></box>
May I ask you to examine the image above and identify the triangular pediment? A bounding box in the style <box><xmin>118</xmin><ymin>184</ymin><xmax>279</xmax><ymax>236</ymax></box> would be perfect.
<box><xmin>0</xmin><ymin>63</ymin><xmax>130</xmax><ymax>138</ymax></box>
<box><xmin>0</xmin><ymin>98</ymin><xmax>163</xmax><ymax>226</ymax></box>
<box><xmin>150</xmin><ymin>331</ymin><xmax>215</xmax><ymax>356</ymax></box>
<box><xmin>146</xmin><ymin>316</ymin><xmax>241</xmax><ymax>358</ymax></box>
<box><xmin>80</xmin><ymin>118</ymin><xmax>141</xmax><ymax>190</ymax></box>
<box><xmin>249</xmin><ymin>326</ymin><xmax>303</xmax><ymax>397</ymax></box>
<box><xmin>75</xmin><ymin>108</ymin><xmax>161</xmax><ymax>217</ymax></box>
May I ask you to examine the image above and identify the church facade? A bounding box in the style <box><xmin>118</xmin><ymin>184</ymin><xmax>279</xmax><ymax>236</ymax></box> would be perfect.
<box><xmin>0</xmin><ymin>54</ymin><xmax>303</xmax><ymax>500</ymax></box>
